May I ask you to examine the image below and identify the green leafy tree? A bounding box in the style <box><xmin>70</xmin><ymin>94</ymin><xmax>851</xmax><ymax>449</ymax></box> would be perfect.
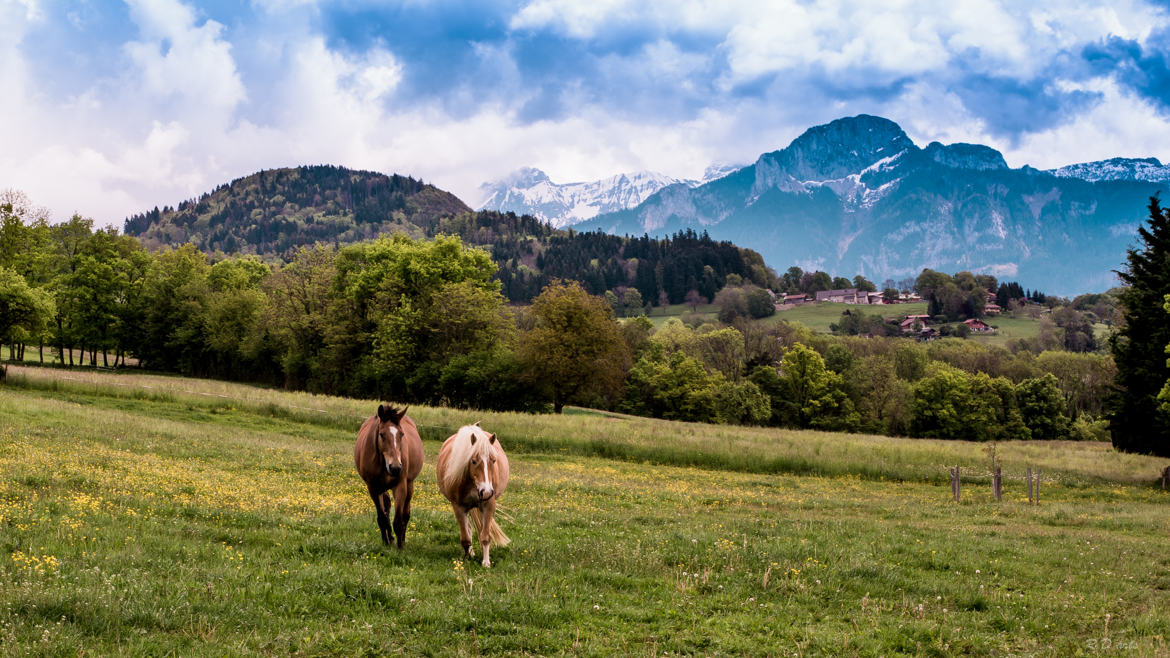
<box><xmin>622</xmin><ymin>348</ymin><xmax>767</xmax><ymax>424</ymax></box>
<box><xmin>744</xmin><ymin>285</ymin><xmax>775</xmax><ymax>318</ymax></box>
<box><xmin>333</xmin><ymin>234</ymin><xmax>503</xmax><ymax>399</ymax></box>
<box><xmin>762</xmin><ymin>343</ymin><xmax>858</xmax><ymax>430</ymax></box>
<box><xmin>439</xmin><ymin>347</ymin><xmax>547</xmax><ymax>412</ymax></box>
<box><xmin>690</xmin><ymin>326</ymin><xmax>747</xmax><ymax>380</ymax></box>
<box><xmin>850</xmin><ymin>355</ymin><xmax>912</xmax><ymax>435</ymax></box>
<box><xmin>1016</xmin><ymin>373</ymin><xmax>1071</xmax><ymax>440</ymax></box>
<box><xmin>136</xmin><ymin>244</ymin><xmax>211</xmax><ymax>374</ymax></box>
<box><xmin>623</xmin><ymin>288</ymin><xmax>646</xmax><ymax>317</ymax></box>
<box><xmin>714</xmin><ymin>286</ymin><xmax>747</xmax><ymax>324</ymax></box>
<box><xmin>265</xmin><ymin>244</ymin><xmax>337</xmax><ymax>390</ymax></box>
<box><xmin>519</xmin><ymin>280</ymin><xmax>632</xmax><ymax>413</ymax></box>
<box><xmin>1108</xmin><ymin>197</ymin><xmax>1170</xmax><ymax>456</ymax></box>
<box><xmin>852</xmin><ymin>275</ymin><xmax>876</xmax><ymax>293</ymax></box>
<box><xmin>0</xmin><ymin>266</ymin><xmax>55</xmax><ymax>358</ymax></box>
<box><xmin>910</xmin><ymin>364</ymin><xmax>996</xmax><ymax>440</ymax></box>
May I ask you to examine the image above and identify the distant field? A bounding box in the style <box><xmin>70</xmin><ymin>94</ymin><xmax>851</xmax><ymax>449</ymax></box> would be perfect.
<box><xmin>644</xmin><ymin>302</ymin><xmax>719</xmax><ymax>327</ymax></box>
<box><xmin>773</xmin><ymin>301</ymin><xmax>929</xmax><ymax>333</ymax></box>
<box><xmin>971</xmin><ymin>314</ymin><xmax>1041</xmax><ymax>347</ymax></box>
<box><xmin>2</xmin><ymin>366</ymin><xmax>1169</xmax><ymax>655</ymax></box>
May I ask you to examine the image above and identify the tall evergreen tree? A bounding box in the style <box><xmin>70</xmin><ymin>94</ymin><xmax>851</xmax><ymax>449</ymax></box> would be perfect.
<box><xmin>1108</xmin><ymin>196</ymin><xmax>1170</xmax><ymax>456</ymax></box>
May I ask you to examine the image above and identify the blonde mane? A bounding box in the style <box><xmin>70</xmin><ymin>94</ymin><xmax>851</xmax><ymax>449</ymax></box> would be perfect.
<box><xmin>441</xmin><ymin>424</ymin><xmax>496</xmax><ymax>491</ymax></box>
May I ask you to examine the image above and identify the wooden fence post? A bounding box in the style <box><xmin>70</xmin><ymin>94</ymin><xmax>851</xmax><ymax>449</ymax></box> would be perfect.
<box><xmin>1027</xmin><ymin>467</ymin><xmax>1033</xmax><ymax>504</ymax></box>
<box><xmin>1034</xmin><ymin>470</ymin><xmax>1040</xmax><ymax>505</ymax></box>
<box><xmin>993</xmin><ymin>465</ymin><xmax>1002</xmax><ymax>502</ymax></box>
<box><xmin>1162</xmin><ymin>466</ymin><xmax>1169</xmax><ymax>491</ymax></box>
<box><xmin>949</xmin><ymin>466</ymin><xmax>961</xmax><ymax>503</ymax></box>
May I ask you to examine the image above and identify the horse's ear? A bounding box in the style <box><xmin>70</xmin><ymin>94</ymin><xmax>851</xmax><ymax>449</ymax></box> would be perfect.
<box><xmin>377</xmin><ymin>404</ymin><xmax>391</xmax><ymax>423</ymax></box>
<box><xmin>489</xmin><ymin>433</ymin><xmax>497</xmax><ymax>445</ymax></box>
<box><xmin>473</xmin><ymin>420</ymin><xmax>481</xmax><ymax>427</ymax></box>
<box><xmin>469</xmin><ymin>433</ymin><xmax>477</xmax><ymax>445</ymax></box>
<box><xmin>398</xmin><ymin>406</ymin><xmax>408</xmax><ymax>422</ymax></box>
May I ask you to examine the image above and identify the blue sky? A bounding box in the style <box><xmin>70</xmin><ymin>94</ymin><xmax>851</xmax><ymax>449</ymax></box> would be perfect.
<box><xmin>4</xmin><ymin>0</ymin><xmax>1170</xmax><ymax>226</ymax></box>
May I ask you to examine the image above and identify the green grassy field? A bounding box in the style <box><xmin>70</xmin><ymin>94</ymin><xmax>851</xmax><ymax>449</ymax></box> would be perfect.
<box><xmin>971</xmin><ymin>314</ymin><xmax>1042</xmax><ymax>348</ymax></box>
<box><xmin>773</xmin><ymin>302</ymin><xmax>929</xmax><ymax>333</ymax></box>
<box><xmin>644</xmin><ymin>303</ymin><xmax>719</xmax><ymax>327</ymax></box>
<box><xmin>2</xmin><ymin>366</ymin><xmax>1169</xmax><ymax>655</ymax></box>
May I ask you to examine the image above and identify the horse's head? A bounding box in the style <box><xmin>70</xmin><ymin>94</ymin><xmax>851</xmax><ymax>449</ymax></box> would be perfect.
<box><xmin>375</xmin><ymin>404</ymin><xmax>409</xmax><ymax>479</ymax></box>
<box><xmin>467</xmin><ymin>425</ymin><xmax>498</xmax><ymax>502</ymax></box>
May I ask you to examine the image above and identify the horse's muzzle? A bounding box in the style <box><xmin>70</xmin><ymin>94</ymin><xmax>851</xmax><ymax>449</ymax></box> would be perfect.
<box><xmin>385</xmin><ymin>464</ymin><xmax>402</xmax><ymax>478</ymax></box>
<box><xmin>477</xmin><ymin>488</ymin><xmax>494</xmax><ymax>502</ymax></box>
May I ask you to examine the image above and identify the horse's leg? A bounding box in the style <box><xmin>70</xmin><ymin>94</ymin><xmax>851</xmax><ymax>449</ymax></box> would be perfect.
<box><xmin>452</xmin><ymin>504</ymin><xmax>473</xmax><ymax>558</ymax></box>
<box><xmin>392</xmin><ymin>479</ymin><xmax>413</xmax><ymax>550</ymax></box>
<box><xmin>480</xmin><ymin>499</ymin><xmax>497</xmax><ymax>568</ymax></box>
<box><xmin>380</xmin><ymin>491</ymin><xmax>394</xmax><ymax>545</ymax></box>
<box><xmin>368</xmin><ymin>484</ymin><xmax>391</xmax><ymax>546</ymax></box>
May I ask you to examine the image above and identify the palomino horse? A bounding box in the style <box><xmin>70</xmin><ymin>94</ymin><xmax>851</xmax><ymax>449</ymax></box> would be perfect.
<box><xmin>436</xmin><ymin>423</ymin><xmax>510</xmax><ymax>567</ymax></box>
<box><xmin>354</xmin><ymin>404</ymin><xmax>423</xmax><ymax>548</ymax></box>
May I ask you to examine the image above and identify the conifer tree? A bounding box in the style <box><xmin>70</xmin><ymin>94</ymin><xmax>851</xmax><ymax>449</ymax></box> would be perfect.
<box><xmin>1108</xmin><ymin>196</ymin><xmax>1170</xmax><ymax>456</ymax></box>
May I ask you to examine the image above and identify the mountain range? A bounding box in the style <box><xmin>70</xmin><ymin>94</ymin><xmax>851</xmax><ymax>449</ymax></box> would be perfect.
<box><xmin>123</xmin><ymin>116</ymin><xmax>1170</xmax><ymax>296</ymax></box>
<box><xmin>476</xmin><ymin>164</ymin><xmax>739</xmax><ymax>228</ymax></box>
<box><xmin>546</xmin><ymin>115</ymin><xmax>1167</xmax><ymax>295</ymax></box>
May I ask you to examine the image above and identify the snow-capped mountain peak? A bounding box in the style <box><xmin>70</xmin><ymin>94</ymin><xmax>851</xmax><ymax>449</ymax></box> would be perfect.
<box><xmin>1047</xmin><ymin>157</ymin><xmax>1170</xmax><ymax>184</ymax></box>
<box><xmin>479</xmin><ymin>168</ymin><xmax>699</xmax><ymax>227</ymax></box>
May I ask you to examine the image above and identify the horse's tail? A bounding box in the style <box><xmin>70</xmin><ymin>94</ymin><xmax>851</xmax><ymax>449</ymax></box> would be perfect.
<box><xmin>468</xmin><ymin>508</ymin><xmax>511</xmax><ymax>547</ymax></box>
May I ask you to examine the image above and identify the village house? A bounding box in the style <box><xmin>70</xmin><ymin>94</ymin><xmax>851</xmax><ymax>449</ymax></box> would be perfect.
<box><xmin>984</xmin><ymin>303</ymin><xmax>1002</xmax><ymax>315</ymax></box>
<box><xmin>815</xmin><ymin>288</ymin><xmax>863</xmax><ymax>304</ymax></box>
<box><xmin>899</xmin><ymin>314</ymin><xmax>931</xmax><ymax>332</ymax></box>
<box><xmin>964</xmin><ymin>318</ymin><xmax>994</xmax><ymax>333</ymax></box>
<box><xmin>866</xmin><ymin>291</ymin><xmax>886</xmax><ymax>305</ymax></box>
<box><xmin>783</xmin><ymin>293</ymin><xmax>810</xmax><ymax>305</ymax></box>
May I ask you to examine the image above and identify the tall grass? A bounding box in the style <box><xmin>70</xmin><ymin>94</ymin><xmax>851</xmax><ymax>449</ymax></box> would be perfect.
<box><xmin>1</xmin><ymin>379</ymin><xmax>1168</xmax><ymax>655</ymax></box>
<box><xmin>6</xmin><ymin>364</ymin><xmax>1165</xmax><ymax>488</ymax></box>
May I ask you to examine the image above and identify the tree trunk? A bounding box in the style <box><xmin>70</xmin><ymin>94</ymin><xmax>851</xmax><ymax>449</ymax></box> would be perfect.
<box><xmin>68</xmin><ymin>345</ymin><xmax>74</xmax><ymax>367</ymax></box>
<box><xmin>102</xmin><ymin>349</ymin><xmax>108</xmax><ymax>368</ymax></box>
<box><xmin>38</xmin><ymin>340</ymin><xmax>44</xmax><ymax>365</ymax></box>
<box><xmin>57</xmin><ymin>317</ymin><xmax>66</xmax><ymax>367</ymax></box>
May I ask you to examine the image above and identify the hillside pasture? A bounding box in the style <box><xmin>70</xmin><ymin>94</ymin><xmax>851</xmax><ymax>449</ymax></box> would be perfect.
<box><xmin>644</xmin><ymin>302</ymin><xmax>720</xmax><ymax>327</ymax></box>
<box><xmin>2</xmin><ymin>366</ymin><xmax>1169</xmax><ymax>655</ymax></box>
<box><xmin>773</xmin><ymin>301</ymin><xmax>929</xmax><ymax>334</ymax></box>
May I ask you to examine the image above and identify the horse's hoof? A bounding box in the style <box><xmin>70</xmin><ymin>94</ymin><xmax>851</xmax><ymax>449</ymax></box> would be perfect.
<box><xmin>482</xmin><ymin>559</ymin><xmax>491</xmax><ymax>568</ymax></box>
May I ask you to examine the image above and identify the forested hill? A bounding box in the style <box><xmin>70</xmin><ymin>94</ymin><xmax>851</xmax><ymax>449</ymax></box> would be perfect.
<box><xmin>123</xmin><ymin>165</ymin><xmax>470</xmax><ymax>257</ymax></box>
<box><xmin>124</xmin><ymin>166</ymin><xmax>775</xmax><ymax>303</ymax></box>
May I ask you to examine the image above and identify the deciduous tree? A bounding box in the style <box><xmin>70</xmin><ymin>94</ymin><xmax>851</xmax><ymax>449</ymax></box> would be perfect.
<box><xmin>519</xmin><ymin>280</ymin><xmax>631</xmax><ymax>413</ymax></box>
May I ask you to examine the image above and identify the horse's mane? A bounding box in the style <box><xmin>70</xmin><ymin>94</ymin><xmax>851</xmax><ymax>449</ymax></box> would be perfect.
<box><xmin>441</xmin><ymin>424</ymin><xmax>495</xmax><ymax>491</ymax></box>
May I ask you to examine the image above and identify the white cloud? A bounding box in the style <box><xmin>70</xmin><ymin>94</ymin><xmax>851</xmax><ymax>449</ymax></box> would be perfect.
<box><xmin>123</xmin><ymin>0</ymin><xmax>246</xmax><ymax>115</ymax></box>
<box><xmin>1001</xmin><ymin>78</ymin><xmax>1170</xmax><ymax>169</ymax></box>
<box><xmin>4</xmin><ymin>0</ymin><xmax>1170</xmax><ymax>232</ymax></box>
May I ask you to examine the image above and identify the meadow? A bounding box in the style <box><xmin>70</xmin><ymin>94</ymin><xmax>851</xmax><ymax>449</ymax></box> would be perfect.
<box><xmin>2</xmin><ymin>366</ymin><xmax>1169</xmax><ymax>656</ymax></box>
<box><xmin>772</xmin><ymin>302</ymin><xmax>929</xmax><ymax>334</ymax></box>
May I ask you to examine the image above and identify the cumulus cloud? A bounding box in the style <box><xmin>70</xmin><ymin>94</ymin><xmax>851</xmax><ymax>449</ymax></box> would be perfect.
<box><xmin>4</xmin><ymin>0</ymin><xmax>1170</xmax><ymax>228</ymax></box>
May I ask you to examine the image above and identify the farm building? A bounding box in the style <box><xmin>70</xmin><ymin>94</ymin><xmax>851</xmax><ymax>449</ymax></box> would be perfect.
<box><xmin>964</xmin><ymin>318</ymin><xmax>994</xmax><ymax>333</ymax></box>
<box><xmin>815</xmin><ymin>288</ymin><xmax>863</xmax><ymax>304</ymax></box>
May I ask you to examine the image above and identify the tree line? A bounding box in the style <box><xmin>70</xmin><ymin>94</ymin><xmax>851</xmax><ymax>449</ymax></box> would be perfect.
<box><xmin>5</xmin><ymin>189</ymin><xmax>1168</xmax><ymax>456</ymax></box>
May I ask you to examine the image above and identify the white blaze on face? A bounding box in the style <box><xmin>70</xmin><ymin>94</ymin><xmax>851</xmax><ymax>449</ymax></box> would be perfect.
<box><xmin>481</xmin><ymin>455</ymin><xmax>493</xmax><ymax>495</ymax></box>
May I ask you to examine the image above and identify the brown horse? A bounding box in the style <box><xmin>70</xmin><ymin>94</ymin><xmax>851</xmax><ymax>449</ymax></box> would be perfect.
<box><xmin>436</xmin><ymin>423</ymin><xmax>510</xmax><ymax>567</ymax></box>
<box><xmin>354</xmin><ymin>404</ymin><xmax>423</xmax><ymax>548</ymax></box>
